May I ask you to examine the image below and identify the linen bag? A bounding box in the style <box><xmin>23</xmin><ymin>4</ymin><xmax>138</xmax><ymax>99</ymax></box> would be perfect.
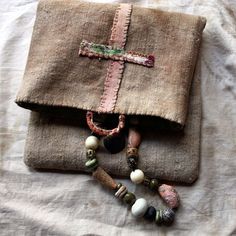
<box><xmin>16</xmin><ymin>0</ymin><xmax>206</xmax><ymax>183</ymax></box>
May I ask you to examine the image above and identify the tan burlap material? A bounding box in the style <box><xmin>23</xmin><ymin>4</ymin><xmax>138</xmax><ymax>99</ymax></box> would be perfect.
<box><xmin>16</xmin><ymin>0</ymin><xmax>206</xmax><ymax>183</ymax></box>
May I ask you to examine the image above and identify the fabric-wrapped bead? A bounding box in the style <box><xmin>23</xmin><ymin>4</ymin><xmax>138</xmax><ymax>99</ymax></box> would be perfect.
<box><xmin>85</xmin><ymin>158</ymin><xmax>98</xmax><ymax>171</ymax></box>
<box><xmin>131</xmin><ymin>198</ymin><xmax>148</xmax><ymax>218</ymax></box>
<box><xmin>123</xmin><ymin>192</ymin><xmax>136</xmax><ymax>205</ymax></box>
<box><xmin>86</xmin><ymin>149</ymin><xmax>96</xmax><ymax>159</ymax></box>
<box><xmin>127</xmin><ymin>128</ymin><xmax>141</xmax><ymax>148</ymax></box>
<box><xmin>162</xmin><ymin>208</ymin><xmax>175</xmax><ymax>225</ymax></box>
<box><xmin>115</xmin><ymin>185</ymin><xmax>127</xmax><ymax>199</ymax></box>
<box><xmin>143</xmin><ymin>206</ymin><xmax>156</xmax><ymax>221</ymax></box>
<box><xmin>130</xmin><ymin>169</ymin><xmax>145</xmax><ymax>184</ymax></box>
<box><xmin>85</xmin><ymin>136</ymin><xmax>99</xmax><ymax>150</ymax></box>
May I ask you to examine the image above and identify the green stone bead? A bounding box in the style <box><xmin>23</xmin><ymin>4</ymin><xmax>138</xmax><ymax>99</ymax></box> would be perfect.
<box><xmin>86</xmin><ymin>149</ymin><xmax>96</xmax><ymax>159</ymax></box>
<box><xmin>155</xmin><ymin>210</ymin><xmax>163</xmax><ymax>225</ymax></box>
<box><xmin>149</xmin><ymin>179</ymin><xmax>159</xmax><ymax>191</ymax></box>
<box><xmin>143</xmin><ymin>176</ymin><xmax>151</xmax><ymax>186</ymax></box>
<box><xmin>116</xmin><ymin>183</ymin><xmax>122</xmax><ymax>190</ymax></box>
<box><xmin>123</xmin><ymin>192</ymin><xmax>136</xmax><ymax>205</ymax></box>
<box><xmin>85</xmin><ymin>158</ymin><xmax>98</xmax><ymax>170</ymax></box>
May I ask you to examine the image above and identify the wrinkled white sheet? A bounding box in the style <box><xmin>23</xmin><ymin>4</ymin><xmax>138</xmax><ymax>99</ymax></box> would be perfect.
<box><xmin>0</xmin><ymin>0</ymin><xmax>236</xmax><ymax>235</ymax></box>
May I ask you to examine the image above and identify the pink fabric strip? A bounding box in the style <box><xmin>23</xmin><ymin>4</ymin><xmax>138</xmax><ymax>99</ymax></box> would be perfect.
<box><xmin>98</xmin><ymin>4</ymin><xmax>132</xmax><ymax>113</ymax></box>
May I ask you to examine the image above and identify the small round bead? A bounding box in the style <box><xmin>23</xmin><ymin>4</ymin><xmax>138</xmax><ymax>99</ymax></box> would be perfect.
<box><xmin>116</xmin><ymin>183</ymin><xmax>122</xmax><ymax>190</ymax></box>
<box><xmin>131</xmin><ymin>198</ymin><xmax>148</xmax><ymax>218</ymax></box>
<box><xmin>127</xmin><ymin>157</ymin><xmax>137</xmax><ymax>170</ymax></box>
<box><xmin>86</xmin><ymin>149</ymin><xmax>96</xmax><ymax>159</ymax></box>
<box><xmin>162</xmin><ymin>208</ymin><xmax>175</xmax><ymax>225</ymax></box>
<box><xmin>126</xmin><ymin>147</ymin><xmax>139</xmax><ymax>159</ymax></box>
<box><xmin>85</xmin><ymin>136</ymin><xmax>99</xmax><ymax>150</ymax></box>
<box><xmin>144</xmin><ymin>206</ymin><xmax>156</xmax><ymax>221</ymax></box>
<box><xmin>155</xmin><ymin>209</ymin><xmax>163</xmax><ymax>225</ymax></box>
<box><xmin>123</xmin><ymin>192</ymin><xmax>136</xmax><ymax>205</ymax></box>
<box><xmin>149</xmin><ymin>179</ymin><xmax>159</xmax><ymax>191</ymax></box>
<box><xmin>115</xmin><ymin>186</ymin><xmax>127</xmax><ymax>199</ymax></box>
<box><xmin>130</xmin><ymin>169</ymin><xmax>145</xmax><ymax>184</ymax></box>
<box><xmin>143</xmin><ymin>176</ymin><xmax>151</xmax><ymax>186</ymax></box>
<box><xmin>85</xmin><ymin>158</ymin><xmax>98</xmax><ymax>170</ymax></box>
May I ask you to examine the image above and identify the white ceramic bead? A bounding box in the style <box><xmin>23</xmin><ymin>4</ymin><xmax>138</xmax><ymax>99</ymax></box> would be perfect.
<box><xmin>131</xmin><ymin>198</ymin><xmax>148</xmax><ymax>218</ymax></box>
<box><xmin>85</xmin><ymin>136</ymin><xmax>99</xmax><ymax>150</ymax></box>
<box><xmin>130</xmin><ymin>169</ymin><xmax>144</xmax><ymax>184</ymax></box>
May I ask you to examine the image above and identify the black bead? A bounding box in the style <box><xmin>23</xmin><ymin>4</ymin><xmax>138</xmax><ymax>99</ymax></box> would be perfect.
<box><xmin>127</xmin><ymin>157</ymin><xmax>137</xmax><ymax>170</ymax></box>
<box><xmin>162</xmin><ymin>208</ymin><xmax>175</xmax><ymax>225</ymax></box>
<box><xmin>103</xmin><ymin>134</ymin><xmax>126</xmax><ymax>154</ymax></box>
<box><xmin>144</xmin><ymin>206</ymin><xmax>156</xmax><ymax>221</ymax></box>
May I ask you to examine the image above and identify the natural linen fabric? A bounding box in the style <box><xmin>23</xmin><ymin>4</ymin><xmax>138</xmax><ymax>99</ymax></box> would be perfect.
<box><xmin>16</xmin><ymin>0</ymin><xmax>206</xmax><ymax>126</ymax></box>
<box><xmin>1</xmin><ymin>0</ymin><xmax>236</xmax><ymax>235</ymax></box>
<box><xmin>15</xmin><ymin>0</ymin><xmax>206</xmax><ymax>183</ymax></box>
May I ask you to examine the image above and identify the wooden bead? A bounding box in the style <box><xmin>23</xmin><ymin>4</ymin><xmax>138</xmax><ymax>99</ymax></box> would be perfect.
<box><xmin>130</xmin><ymin>169</ymin><xmax>145</xmax><ymax>184</ymax></box>
<box><xmin>92</xmin><ymin>167</ymin><xmax>117</xmax><ymax>190</ymax></box>
<box><xmin>144</xmin><ymin>206</ymin><xmax>156</xmax><ymax>221</ymax></box>
<box><xmin>158</xmin><ymin>184</ymin><xmax>180</xmax><ymax>209</ymax></box>
<box><xmin>123</xmin><ymin>192</ymin><xmax>136</xmax><ymax>205</ymax></box>
<box><xmin>131</xmin><ymin>198</ymin><xmax>148</xmax><ymax>218</ymax></box>
<box><xmin>115</xmin><ymin>185</ymin><xmax>127</xmax><ymax>199</ymax></box>
<box><xmin>85</xmin><ymin>136</ymin><xmax>99</xmax><ymax>150</ymax></box>
<box><xmin>126</xmin><ymin>147</ymin><xmax>139</xmax><ymax>158</ymax></box>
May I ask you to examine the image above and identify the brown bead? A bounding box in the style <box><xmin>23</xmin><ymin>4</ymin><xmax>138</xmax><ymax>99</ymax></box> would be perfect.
<box><xmin>92</xmin><ymin>167</ymin><xmax>117</xmax><ymax>190</ymax></box>
<box><xmin>126</xmin><ymin>147</ymin><xmax>139</xmax><ymax>159</ymax></box>
<box><xmin>128</xmin><ymin>128</ymin><xmax>141</xmax><ymax>148</ymax></box>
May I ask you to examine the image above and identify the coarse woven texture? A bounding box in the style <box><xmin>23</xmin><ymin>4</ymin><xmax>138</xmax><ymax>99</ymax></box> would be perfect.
<box><xmin>14</xmin><ymin>0</ymin><xmax>205</xmax><ymax>184</ymax></box>
<box><xmin>15</xmin><ymin>0</ymin><xmax>206</xmax><ymax>126</ymax></box>
<box><xmin>23</xmin><ymin>67</ymin><xmax>201</xmax><ymax>183</ymax></box>
<box><xmin>1</xmin><ymin>0</ymin><xmax>236</xmax><ymax>235</ymax></box>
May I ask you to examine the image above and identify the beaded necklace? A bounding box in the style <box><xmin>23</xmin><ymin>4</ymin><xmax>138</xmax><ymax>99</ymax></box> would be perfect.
<box><xmin>84</xmin><ymin>112</ymin><xmax>180</xmax><ymax>225</ymax></box>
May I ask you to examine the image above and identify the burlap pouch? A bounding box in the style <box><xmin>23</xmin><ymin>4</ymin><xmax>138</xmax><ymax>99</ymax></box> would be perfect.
<box><xmin>16</xmin><ymin>0</ymin><xmax>206</xmax><ymax>183</ymax></box>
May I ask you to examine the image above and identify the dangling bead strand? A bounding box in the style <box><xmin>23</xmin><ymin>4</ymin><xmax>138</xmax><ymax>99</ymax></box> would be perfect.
<box><xmin>126</xmin><ymin>126</ymin><xmax>180</xmax><ymax>218</ymax></box>
<box><xmin>84</xmin><ymin>114</ymin><xmax>180</xmax><ymax>226</ymax></box>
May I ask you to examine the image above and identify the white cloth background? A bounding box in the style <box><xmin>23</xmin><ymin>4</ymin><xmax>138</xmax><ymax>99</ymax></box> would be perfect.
<box><xmin>0</xmin><ymin>0</ymin><xmax>236</xmax><ymax>235</ymax></box>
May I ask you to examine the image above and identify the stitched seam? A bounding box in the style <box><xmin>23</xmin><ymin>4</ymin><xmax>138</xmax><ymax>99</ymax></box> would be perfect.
<box><xmin>98</xmin><ymin>4</ymin><xmax>132</xmax><ymax>113</ymax></box>
<box><xmin>79</xmin><ymin>40</ymin><xmax>154</xmax><ymax>67</ymax></box>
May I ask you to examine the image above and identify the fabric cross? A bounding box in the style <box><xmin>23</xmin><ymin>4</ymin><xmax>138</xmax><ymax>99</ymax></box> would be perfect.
<box><xmin>78</xmin><ymin>4</ymin><xmax>154</xmax><ymax>113</ymax></box>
